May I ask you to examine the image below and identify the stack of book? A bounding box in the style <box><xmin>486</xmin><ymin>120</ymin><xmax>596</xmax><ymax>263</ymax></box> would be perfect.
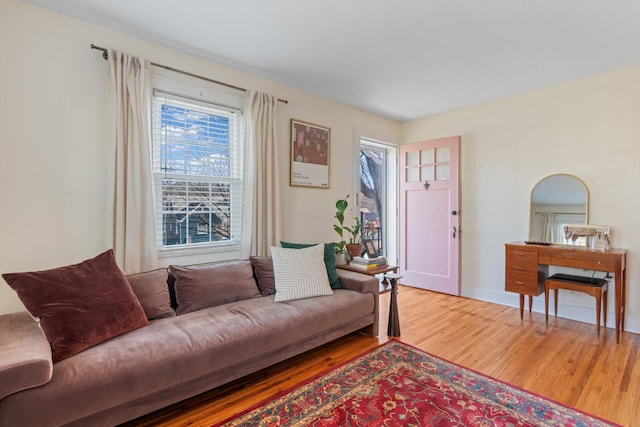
<box><xmin>349</xmin><ymin>256</ymin><xmax>388</xmax><ymax>271</ymax></box>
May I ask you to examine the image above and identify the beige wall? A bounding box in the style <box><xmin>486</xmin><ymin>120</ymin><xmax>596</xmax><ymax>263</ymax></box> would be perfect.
<box><xmin>401</xmin><ymin>65</ymin><xmax>640</xmax><ymax>332</ymax></box>
<box><xmin>2</xmin><ymin>0</ymin><xmax>639</xmax><ymax>334</ymax></box>
<box><xmin>0</xmin><ymin>0</ymin><xmax>399</xmax><ymax>314</ymax></box>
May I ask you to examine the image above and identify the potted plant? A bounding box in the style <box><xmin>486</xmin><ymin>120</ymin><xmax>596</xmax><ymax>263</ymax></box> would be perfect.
<box><xmin>344</xmin><ymin>216</ymin><xmax>363</xmax><ymax>260</ymax></box>
<box><xmin>333</xmin><ymin>195</ymin><xmax>364</xmax><ymax>263</ymax></box>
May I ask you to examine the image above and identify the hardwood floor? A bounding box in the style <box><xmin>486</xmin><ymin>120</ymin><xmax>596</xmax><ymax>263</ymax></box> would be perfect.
<box><xmin>123</xmin><ymin>286</ymin><xmax>640</xmax><ymax>427</ymax></box>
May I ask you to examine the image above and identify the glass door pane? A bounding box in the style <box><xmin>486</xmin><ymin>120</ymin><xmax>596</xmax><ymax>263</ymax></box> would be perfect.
<box><xmin>436</xmin><ymin>164</ymin><xmax>450</xmax><ymax>180</ymax></box>
<box><xmin>360</xmin><ymin>145</ymin><xmax>386</xmax><ymax>257</ymax></box>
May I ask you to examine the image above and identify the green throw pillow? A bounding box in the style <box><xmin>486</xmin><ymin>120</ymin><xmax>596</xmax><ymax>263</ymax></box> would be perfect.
<box><xmin>280</xmin><ymin>241</ymin><xmax>343</xmax><ymax>289</ymax></box>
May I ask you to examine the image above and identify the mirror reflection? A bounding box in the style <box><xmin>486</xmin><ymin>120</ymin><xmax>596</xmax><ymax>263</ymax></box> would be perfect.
<box><xmin>529</xmin><ymin>174</ymin><xmax>589</xmax><ymax>244</ymax></box>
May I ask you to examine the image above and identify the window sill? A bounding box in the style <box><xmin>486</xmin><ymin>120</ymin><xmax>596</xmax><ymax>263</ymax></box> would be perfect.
<box><xmin>158</xmin><ymin>243</ymin><xmax>241</xmax><ymax>265</ymax></box>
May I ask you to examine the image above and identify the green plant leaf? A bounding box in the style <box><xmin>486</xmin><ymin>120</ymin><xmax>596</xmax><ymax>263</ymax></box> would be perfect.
<box><xmin>333</xmin><ymin>195</ymin><xmax>351</xmax><ymax>248</ymax></box>
<box><xmin>335</xmin><ymin>199</ymin><xmax>348</xmax><ymax>213</ymax></box>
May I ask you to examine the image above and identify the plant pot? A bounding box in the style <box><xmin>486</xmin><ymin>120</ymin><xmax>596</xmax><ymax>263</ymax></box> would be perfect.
<box><xmin>335</xmin><ymin>252</ymin><xmax>347</xmax><ymax>266</ymax></box>
<box><xmin>345</xmin><ymin>244</ymin><xmax>364</xmax><ymax>260</ymax></box>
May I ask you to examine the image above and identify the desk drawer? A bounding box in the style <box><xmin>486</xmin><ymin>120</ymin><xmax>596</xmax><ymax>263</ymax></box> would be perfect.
<box><xmin>505</xmin><ymin>271</ymin><xmax>542</xmax><ymax>295</ymax></box>
<box><xmin>506</xmin><ymin>247</ymin><xmax>538</xmax><ymax>263</ymax></box>
<box><xmin>550</xmin><ymin>252</ymin><xmax>616</xmax><ymax>271</ymax></box>
<box><xmin>506</xmin><ymin>260</ymin><xmax>538</xmax><ymax>274</ymax></box>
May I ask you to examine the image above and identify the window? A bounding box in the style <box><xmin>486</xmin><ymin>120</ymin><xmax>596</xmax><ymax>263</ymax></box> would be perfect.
<box><xmin>151</xmin><ymin>85</ymin><xmax>244</xmax><ymax>251</ymax></box>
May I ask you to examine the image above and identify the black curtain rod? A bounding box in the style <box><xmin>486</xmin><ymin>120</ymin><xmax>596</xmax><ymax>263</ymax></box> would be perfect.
<box><xmin>91</xmin><ymin>44</ymin><xmax>288</xmax><ymax>104</ymax></box>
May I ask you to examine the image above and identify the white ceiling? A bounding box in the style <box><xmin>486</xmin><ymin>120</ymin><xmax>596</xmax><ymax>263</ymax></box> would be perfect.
<box><xmin>23</xmin><ymin>0</ymin><xmax>640</xmax><ymax>122</ymax></box>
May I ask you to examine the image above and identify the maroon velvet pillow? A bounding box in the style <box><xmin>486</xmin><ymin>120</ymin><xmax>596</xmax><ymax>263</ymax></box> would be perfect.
<box><xmin>170</xmin><ymin>260</ymin><xmax>261</xmax><ymax>315</ymax></box>
<box><xmin>249</xmin><ymin>256</ymin><xmax>276</xmax><ymax>296</ymax></box>
<box><xmin>2</xmin><ymin>250</ymin><xmax>149</xmax><ymax>362</ymax></box>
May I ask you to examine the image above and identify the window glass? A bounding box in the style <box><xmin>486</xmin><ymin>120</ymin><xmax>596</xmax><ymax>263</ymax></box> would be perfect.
<box><xmin>151</xmin><ymin>87</ymin><xmax>243</xmax><ymax>250</ymax></box>
<box><xmin>361</xmin><ymin>144</ymin><xmax>387</xmax><ymax>257</ymax></box>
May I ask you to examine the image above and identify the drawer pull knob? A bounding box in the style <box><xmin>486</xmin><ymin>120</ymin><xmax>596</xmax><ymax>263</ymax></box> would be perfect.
<box><xmin>516</xmin><ymin>281</ymin><xmax>524</xmax><ymax>285</ymax></box>
<box><xmin>515</xmin><ymin>267</ymin><xmax>524</xmax><ymax>271</ymax></box>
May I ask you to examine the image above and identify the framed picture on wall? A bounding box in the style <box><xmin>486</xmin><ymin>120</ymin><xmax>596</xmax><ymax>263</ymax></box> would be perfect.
<box><xmin>290</xmin><ymin>119</ymin><xmax>330</xmax><ymax>188</ymax></box>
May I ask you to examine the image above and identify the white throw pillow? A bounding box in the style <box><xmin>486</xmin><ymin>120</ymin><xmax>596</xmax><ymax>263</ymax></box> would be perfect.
<box><xmin>270</xmin><ymin>244</ymin><xmax>333</xmax><ymax>302</ymax></box>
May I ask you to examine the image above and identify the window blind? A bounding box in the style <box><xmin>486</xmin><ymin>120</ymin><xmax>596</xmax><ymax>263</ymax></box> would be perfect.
<box><xmin>151</xmin><ymin>90</ymin><xmax>244</xmax><ymax>249</ymax></box>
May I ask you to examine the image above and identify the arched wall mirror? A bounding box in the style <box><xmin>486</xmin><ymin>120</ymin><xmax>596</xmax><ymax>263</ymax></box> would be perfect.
<box><xmin>529</xmin><ymin>174</ymin><xmax>589</xmax><ymax>244</ymax></box>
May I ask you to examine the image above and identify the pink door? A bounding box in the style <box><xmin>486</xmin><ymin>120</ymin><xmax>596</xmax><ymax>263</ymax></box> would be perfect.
<box><xmin>399</xmin><ymin>136</ymin><xmax>460</xmax><ymax>295</ymax></box>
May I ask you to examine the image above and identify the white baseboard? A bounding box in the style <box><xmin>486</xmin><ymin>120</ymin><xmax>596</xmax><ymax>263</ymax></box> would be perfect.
<box><xmin>462</xmin><ymin>287</ymin><xmax>640</xmax><ymax>335</ymax></box>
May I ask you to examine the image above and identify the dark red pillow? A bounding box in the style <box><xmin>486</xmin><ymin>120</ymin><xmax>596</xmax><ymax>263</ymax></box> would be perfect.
<box><xmin>2</xmin><ymin>250</ymin><xmax>149</xmax><ymax>362</ymax></box>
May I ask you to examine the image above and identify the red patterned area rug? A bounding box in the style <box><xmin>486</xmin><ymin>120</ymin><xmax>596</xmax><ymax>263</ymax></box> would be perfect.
<box><xmin>214</xmin><ymin>340</ymin><xmax>619</xmax><ymax>427</ymax></box>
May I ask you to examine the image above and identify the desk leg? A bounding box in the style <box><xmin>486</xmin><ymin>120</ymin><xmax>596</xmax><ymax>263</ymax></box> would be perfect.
<box><xmin>519</xmin><ymin>294</ymin><xmax>525</xmax><ymax>320</ymax></box>
<box><xmin>615</xmin><ymin>267</ymin><xmax>625</xmax><ymax>343</ymax></box>
<box><xmin>388</xmin><ymin>278</ymin><xmax>401</xmax><ymax>337</ymax></box>
<box><xmin>621</xmin><ymin>269</ymin><xmax>626</xmax><ymax>332</ymax></box>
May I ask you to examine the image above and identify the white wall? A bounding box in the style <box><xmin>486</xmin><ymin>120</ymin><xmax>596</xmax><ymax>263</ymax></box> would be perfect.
<box><xmin>0</xmin><ymin>0</ymin><xmax>400</xmax><ymax>314</ymax></box>
<box><xmin>401</xmin><ymin>65</ymin><xmax>640</xmax><ymax>332</ymax></box>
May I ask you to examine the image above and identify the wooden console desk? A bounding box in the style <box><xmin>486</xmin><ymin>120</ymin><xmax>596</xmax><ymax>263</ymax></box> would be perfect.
<box><xmin>505</xmin><ymin>242</ymin><xmax>627</xmax><ymax>342</ymax></box>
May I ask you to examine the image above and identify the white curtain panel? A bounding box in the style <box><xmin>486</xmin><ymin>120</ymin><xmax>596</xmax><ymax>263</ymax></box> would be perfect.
<box><xmin>241</xmin><ymin>91</ymin><xmax>281</xmax><ymax>258</ymax></box>
<box><xmin>539</xmin><ymin>211</ymin><xmax>555</xmax><ymax>242</ymax></box>
<box><xmin>106</xmin><ymin>49</ymin><xmax>157</xmax><ymax>273</ymax></box>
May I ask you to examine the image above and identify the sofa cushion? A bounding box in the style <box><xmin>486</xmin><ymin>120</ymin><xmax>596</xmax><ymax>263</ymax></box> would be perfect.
<box><xmin>270</xmin><ymin>244</ymin><xmax>333</xmax><ymax>302</ymax></box>
<box><xmin>1</xmin><ymin>250</ymin><xmax>149</xmax><ymax>362</ymax></box>
<box><xmin>126</xmin><ymin>269</ymin><xmax>175</xmax><ymax>320</ymax></box>
<box><xmin>280</xmin><ymin>241</ymin><xmax>342</xmax><ymax>289</ymax></box>
<box><xmin>249</xmin><ymin>256</ymin><xmax>276</xmax><ymax>296</ymax></box>
<box><xmin>170</xmin><ymin>260</ymin><xmax>261</xmax><ymax>315</ymax></box>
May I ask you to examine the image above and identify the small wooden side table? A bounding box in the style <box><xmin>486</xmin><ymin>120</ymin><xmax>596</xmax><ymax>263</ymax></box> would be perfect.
<box><xmin>336</xmin><ymin>264</ymin><xmax>399</xmax><ymax>293</ymax></box>
<box><xmin>385</xmin><ymin>273</ymin><xmax>403</xmax><ymax>337</ymax></box>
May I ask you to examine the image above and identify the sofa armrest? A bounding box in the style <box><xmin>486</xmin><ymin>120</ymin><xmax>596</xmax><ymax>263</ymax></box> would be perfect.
<box><xmin>336</xmin><ymin>269</ymin><xmax>379</xmax><ymax>337</ymax></box>
<box><xmin>0</xmin><ymin>311</ymin><xmax>53</xmax><ymax>400</ymax></box>
<box><xmin>337</xmin><ymin>269</ymin><xmax>379</xmax><ymax>295</ymax></box>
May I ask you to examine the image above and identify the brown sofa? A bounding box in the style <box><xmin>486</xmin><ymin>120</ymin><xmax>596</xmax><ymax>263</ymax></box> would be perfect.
<box><xmin>0</xmin><ymin>256</ymin><xmax>379</xmax><ymax>426</ymax></box>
